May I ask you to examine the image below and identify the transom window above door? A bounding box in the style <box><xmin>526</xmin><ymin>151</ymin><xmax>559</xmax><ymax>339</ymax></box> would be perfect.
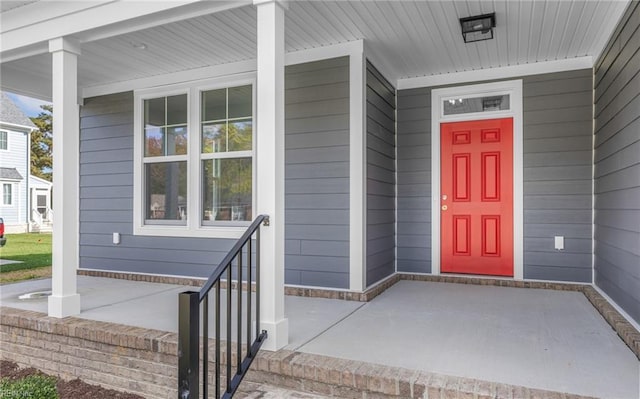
<box><xmin>443</xmin><ymin>94</ymin><xmax>511</xmax><ymax>116</ymax></box>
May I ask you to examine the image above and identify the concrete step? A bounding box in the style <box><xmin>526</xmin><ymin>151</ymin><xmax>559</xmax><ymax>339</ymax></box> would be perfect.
<box><xmin>30</xmin><ymin>221</ymin><xmax>52</xmax><ymax>233</ymax></box>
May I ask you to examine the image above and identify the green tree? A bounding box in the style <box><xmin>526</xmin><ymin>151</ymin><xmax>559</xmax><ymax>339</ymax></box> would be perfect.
<box><xmin>30</xmin><ymin>105</ymin><xmax>53</xmax><ymax>181</ymax></box>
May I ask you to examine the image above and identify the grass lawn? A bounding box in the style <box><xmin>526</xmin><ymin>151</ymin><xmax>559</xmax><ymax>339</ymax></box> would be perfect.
<box><xmin>0</xmin><ymin>234</ymin><xmax>52</xmax><ymax>280</ymax></box>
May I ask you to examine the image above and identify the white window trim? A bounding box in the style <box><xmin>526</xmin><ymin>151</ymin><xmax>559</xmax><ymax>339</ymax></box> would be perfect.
<box><xmin>133</xmin><ymin>73</ymin><xmax>256</xmax><ymax>239</ymax></box>
<box><xmin>0</xmin><ymin>130</ymin><xmax>8</xmax><ymax>151</ymax></box>
<box><xmin>431</xmin><ymin>79</ymin><xmax>524</xmax><ymax>280</ymax></box>
<box><xmin>1</xmin><ymin>182</ymin><xmax>15</xmax><ymax>207</ymax></box>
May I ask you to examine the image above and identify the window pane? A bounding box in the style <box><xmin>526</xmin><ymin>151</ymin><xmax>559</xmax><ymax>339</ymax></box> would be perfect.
<box><xmin>0</xmin><ymin>131</ymin><xmax>7</xmax><ymax>150</ymax></box>
<box><xmin>144</xmin><ymin>97</ymin><xmax>165</xmax><ymax>127</ymax></box>
<box><xmin>201</xmin><ymin>123</ymin><xmax>226</xmax><ymax>153</ymax></box>
<box><xmin>145</xmin><ymin>162</ymin><xmax>187</xmax><ymax>221</ymax></box>
<box><xmin>202</xmin><ymin>89</ymin><xmax>226</xmax><ymax>121</ymax></box>
<box><xmin>167</xmin><ymin>125</ymin><xmax>188</xmax><ymax>155</ymax></box>
<box><xmin>228</xmin><ymin>85</ymin><xmax>252</xmax><ymax>119</ymax></box>
<box><xmin>202</xmin><ymin>158</ymin><xmax>252</xmax><ymax>222</ymax></box>
<box><xmin>227</xmin><ymin>120</ymin><xmax>252</xmax><ymax>151</ymax></box>
<box><xmin>443</xmin><ymin>94</ymin><xmax>510</xmax><ymax>115</ymax></box>
<box><xmin>3</xmin><ymin>184</ymin><xmax>12</xmax><ymax>205</ymax></box>
<box><xmin>167</xmin><ymin>94</ymin><xmax>187</xmax><ymax>125</ymax></box>
<box><xmin>145</xmin><ymin>127</ymin><xmax>164</xmax><ymax>157</ymax></box>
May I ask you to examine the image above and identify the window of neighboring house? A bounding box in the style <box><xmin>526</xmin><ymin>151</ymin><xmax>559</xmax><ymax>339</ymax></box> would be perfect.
<box><xmin>2</xmin><ymin>183</ymin><xmax>12</xmax><ymax>205</ymax></box>
<box><xmin>0</xmin><ymin>131</ymin><xmax>7</xmax><ymax>150</ymax></box>
<box><xmin>134</xmin><ymin>77</ymin><xmax>255</xmax><ymax>237</ymax></box>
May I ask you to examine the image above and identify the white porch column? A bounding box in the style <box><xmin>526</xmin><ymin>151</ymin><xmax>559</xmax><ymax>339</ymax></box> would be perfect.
<box><xmin>254</xmin><ymin>0</ymin><xmax>289</xmax><ymax>351</ymax></box>
<box><xmin>349</xmin><ymin>46</ymin><xmax>366</xmax><ymax>292</ymax></box>
<box><xmin>48</xmin><ymin>37</ymin><xmax>81</xmax><ymax>318</ymax></box>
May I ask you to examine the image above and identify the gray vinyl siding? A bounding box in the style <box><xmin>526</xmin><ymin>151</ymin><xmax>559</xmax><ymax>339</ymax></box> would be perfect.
<box><xmin>79</xmin><ymin>92</ymin><xmax>237</xmax><ymax>278</ymax></box>
<box><xmin>396</xmin><ymin>70</ymin><xmax>593</xmax><ymax>282</ymax></box>
<box><xmin>366</xmin><ymin>61</ymin><xmax>396</xmax><ymax>287</ymax></box>
<box><xmin>593</xmin><ymin>1</ymin><xmax>640</xmax><ymax>323</ymax></box>
<box><xmin>397</xmin><ymin>88</ymin><xmax>431</xmax><ymax>273</ymax></box>
<box><xmin>81</xmin><ymin>59</ymin><xmax>351</xmax><ymax>288</ymax></box>
<box><xmin>522</xmin><ymin>69</ymin><xmax>593</xmax><ymax>282</ymax></box>
<box><xmin>284</xmin><ymin>57</ymin><xmax>350</xmax><ymax>289</ymax></box>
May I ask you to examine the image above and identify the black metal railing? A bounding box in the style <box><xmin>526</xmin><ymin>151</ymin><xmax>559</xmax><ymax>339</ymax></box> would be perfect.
<box><xmin>178</xmin><ymin>215</ymin><xmax>269</xmax><ymax>399</ymax></box>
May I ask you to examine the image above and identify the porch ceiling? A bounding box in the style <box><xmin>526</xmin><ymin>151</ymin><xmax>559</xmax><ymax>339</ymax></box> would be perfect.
<box><xmin>0</xmin><ymin>1</ymin><xmax>37</xmax><ymax>13</ymax></box>
<box><xmin>0</xmin><ymin>0</ymin><xmax>630</xmax><ymax>100</ymax></box>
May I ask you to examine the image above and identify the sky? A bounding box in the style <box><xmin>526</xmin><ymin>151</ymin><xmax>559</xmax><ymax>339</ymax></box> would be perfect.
<box><xmin>6</xmin><ymin>92</ymin><xmax>51</xmax><ymax>118</ymax></box>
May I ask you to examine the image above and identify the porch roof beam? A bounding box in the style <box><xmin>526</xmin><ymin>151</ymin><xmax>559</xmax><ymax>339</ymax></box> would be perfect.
<box><xmin>0</xmin><ymin>0</ymin><xmax>250</xmax><ymax>63</ymax></box>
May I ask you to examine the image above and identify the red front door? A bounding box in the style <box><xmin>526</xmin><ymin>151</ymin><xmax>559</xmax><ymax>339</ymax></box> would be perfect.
<box><xmin>441</xmin><ymin>118</ymin><xmax>513</xmax><ymax>276</ymax></box>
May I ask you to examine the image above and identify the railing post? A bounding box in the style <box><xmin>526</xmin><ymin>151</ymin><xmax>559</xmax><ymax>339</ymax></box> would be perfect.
<box><xmin>178</xmin><ymin>291</ymin><xmax>200</xmax><ymax>399</ymax></box>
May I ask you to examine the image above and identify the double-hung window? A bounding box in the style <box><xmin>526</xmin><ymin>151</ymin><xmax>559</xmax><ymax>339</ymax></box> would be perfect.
<box><xmin>143</xmin><ymin>94</ymin><xmax>188</xmax><ymax>224</ymax></box>
<box><xmin>134</xmin><ymin>77</ymin><xmax>254</xmax><ymax>237</ymax></box>
<box><xmin>2</xmin><ymin>183</ymin><xmax>12</xmax><ymax>206</ymax></box>
<box><xmin>0</xmin><ymin>131</ymin><xmax>7</xmax><ymax>150</ymax></box>
<box><xmin>201</xmin><ymin>86</ymin><xmax>253</xmax><ymax>223</ymax></box>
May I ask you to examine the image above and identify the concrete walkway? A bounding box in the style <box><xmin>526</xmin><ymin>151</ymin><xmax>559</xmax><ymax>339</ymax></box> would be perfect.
<box><xmin>1</xmin><ymin>276</ymin><xmax>638</xmax><ymax>398</ymax></box>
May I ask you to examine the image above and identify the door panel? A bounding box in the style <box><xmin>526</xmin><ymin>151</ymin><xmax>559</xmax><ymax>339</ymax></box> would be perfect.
<box><xmin>441</xmin><ymin>118</ymin><xmax>513</xmax><ymax>276</ymax></box>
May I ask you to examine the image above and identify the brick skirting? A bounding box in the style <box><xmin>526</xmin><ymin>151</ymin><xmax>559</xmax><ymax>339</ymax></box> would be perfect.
<box><xmin>0</xmin><ymin>306</ymin><xmax>599</xmax><ymax>399</ymax></box>
<box><xmin>0</xmin><ymin>307</ymin><xmax>179</xmax><ymax>398</ymax></box>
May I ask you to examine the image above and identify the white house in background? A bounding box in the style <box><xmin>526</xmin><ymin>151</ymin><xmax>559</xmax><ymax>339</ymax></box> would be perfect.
<box><xmin>0</xmin><ymin>91</ymin><xmax>52</xmax><ymax>233</ymax></box>
<box><xmin>29</xmin><ymin>174</ymin><xmax>53</xmax><ymax>232</ymax></box>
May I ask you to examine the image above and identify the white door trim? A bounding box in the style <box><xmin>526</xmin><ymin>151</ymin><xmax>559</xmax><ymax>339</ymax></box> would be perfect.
<box><xmin>431</xmin><ymin>80</ymin><xmax>523</xmax><ymax>280</ymax></box>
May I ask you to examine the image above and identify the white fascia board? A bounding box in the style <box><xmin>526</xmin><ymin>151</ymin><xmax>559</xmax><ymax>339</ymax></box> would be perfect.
<box><xmin>1</xmin><ymin>0</ymin><xmax>249</xmax><ymax>59</ymax></box>
<box><xmin>0</xmin><ymin>122</ymin><xmax>36</xmax><ymax>134</ymax></box>
<box><xmin>1</xmin><ymin>1</ymin><xmax>111</xmax><ymax>34</ymax></box>
<box><xmin>398</xmin><ymin>57</ymin><xmax>593</xmax><ymax>90</ymax></box>
<box><xmin>83</xmin><ymin>59</ymin><xmax>258</xmax><ymax>99</ymax></box>
<box><xmin>78</xmin><ymin>1</ymin><xmax>252</xmax><ymax>43</ymax></box>
<box><xmin>82</xmin><ymin>40</ymin><xmax>365</xmax><ymax>99</ymax></box>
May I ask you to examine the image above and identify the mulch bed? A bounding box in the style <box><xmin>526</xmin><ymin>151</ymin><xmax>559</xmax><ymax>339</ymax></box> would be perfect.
<box><xmin>1</xmin><ymin>360</ymin><xmax>144</xmax><ymax>399</ymax></box>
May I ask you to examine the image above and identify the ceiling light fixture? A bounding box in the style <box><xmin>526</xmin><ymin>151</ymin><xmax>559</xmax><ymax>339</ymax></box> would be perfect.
<box><xmin>459</xmin><ymin>13</ymin><xmax>496</xmax><ymax>43</ymax></box>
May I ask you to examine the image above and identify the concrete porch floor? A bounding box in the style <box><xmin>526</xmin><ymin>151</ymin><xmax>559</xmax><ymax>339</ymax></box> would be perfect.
<box><xmin>1</xmin><ymin>276</ymin><xmax>638</xmax><ymax>398</ymax></box>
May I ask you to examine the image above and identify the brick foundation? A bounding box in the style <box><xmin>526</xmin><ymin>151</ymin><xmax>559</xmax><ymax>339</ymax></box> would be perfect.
<box><xmin>0</xmin><ymin>307</ymin><xmax>178</xmax><ymax>398</ymax></box>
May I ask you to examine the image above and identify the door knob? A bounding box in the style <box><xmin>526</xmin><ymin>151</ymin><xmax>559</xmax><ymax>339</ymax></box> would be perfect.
<box><xmin>441</xmin><ymin>205</ymin><xmax>448</xmax><ymax>211</ymax></box>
